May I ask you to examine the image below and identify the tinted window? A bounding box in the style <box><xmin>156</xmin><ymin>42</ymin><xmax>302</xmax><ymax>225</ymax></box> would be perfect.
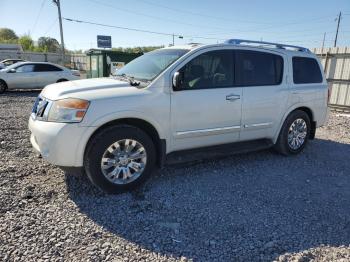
<box><xmin>178</xmin><ymin>50</ymin><xmax>234</xmax><ymax>90</ymax></box>
<box><xmin>15</xmin><ymin>64</ymin><xmax>35</xmax><ymax>73</ymax></box>
<box><xmin>34</xmin><ymin>64</ymin><xmax>63</xmax><ymax>72</ymax></box>
<box><xmin>235</xmin><ymin>50</ymin><xmax>283</xmax><ymax>86</ymax></box>
<box><xmin>293</xmin><ymin>57</ymin><xmax>322</xmax><ymax>84</ymax></box>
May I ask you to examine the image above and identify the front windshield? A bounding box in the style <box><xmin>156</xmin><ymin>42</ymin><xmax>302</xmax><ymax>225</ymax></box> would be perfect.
<box><xmin>2</xmin><ymin>62</ymin><xmax>24</xmax><ymax>71</ymax></box>
<box><xmin>116</xmin><ymin>48</ymin><xmax>189</xmax><ymax>81</ymax></box>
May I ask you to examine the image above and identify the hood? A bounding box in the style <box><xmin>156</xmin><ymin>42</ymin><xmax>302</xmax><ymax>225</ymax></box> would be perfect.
<box><xmin>41</xmin><ymin>77</ymin><xmax>139</xmax><ymax>100</ymax></box>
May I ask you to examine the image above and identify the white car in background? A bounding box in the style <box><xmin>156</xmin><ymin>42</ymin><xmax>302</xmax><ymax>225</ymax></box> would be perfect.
<box><xmin>0</xmin><ymin>62</ymin><xmax>80</xmax><ymax>93</ymax></box>
<box><xmin>0</xmin><ymin>59</ymin><xmax>26</xmax><ymax>69</ymax></box>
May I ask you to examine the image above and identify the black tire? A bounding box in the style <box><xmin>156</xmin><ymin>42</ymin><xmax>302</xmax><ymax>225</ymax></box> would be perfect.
<box><xmin>57</xmin><ymin>79</ymin><xmax>68</xmax><ymax>83</ymax></box>
<box><xmin>0</xmin><ymin>80</ymin><xmax>7</xmax><ymax>94</ymax></box>
<box><xmin>274</xmin><ymin>110</ymin><xmax>311</xmax><ymax>155</ymax></box>
<box><xmin>84</xmin><ymin>125</ymin><xmax>156</xmax><ymax>193</ymax></box>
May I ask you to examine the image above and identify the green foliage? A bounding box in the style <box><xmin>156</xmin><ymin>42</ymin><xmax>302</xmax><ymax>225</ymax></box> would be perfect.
<box><xmin>18</xmin><ymin>35</ymin><xmax>34</xmax><ymax>51</ymax></box>
<box><xmin>111</xmin><ymin>46</ymin><xmax>163</xmax><ymax>53</ymax></box>
<box><xmin>38</xmin><ymin>37</ymin><xmax>60</xmax><ymax>53</ymax></box>
<box><xmin>0</xmin><ymin>28</ymin><xmax>18</xmax><ymax>42</ymax></box>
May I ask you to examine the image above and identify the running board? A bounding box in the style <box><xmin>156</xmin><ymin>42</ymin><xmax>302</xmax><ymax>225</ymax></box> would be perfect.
<box><xmin>165</xmin><ymin>139</ymin><xmax>273</xmax><ymax>166</ymax></box>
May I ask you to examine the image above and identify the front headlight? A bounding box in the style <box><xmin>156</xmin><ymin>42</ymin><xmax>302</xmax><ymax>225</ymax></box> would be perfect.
<box><xmin>48</xmin><ymin>98</ymin><xmax>90</xmax><ymax>123</ymax></box>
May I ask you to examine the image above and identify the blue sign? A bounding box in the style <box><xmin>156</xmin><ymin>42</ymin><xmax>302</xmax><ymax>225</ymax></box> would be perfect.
<box><xmin>97</xmin><ymin>35</ymin><xmax>112</xmax><ymax>48</ymax></box>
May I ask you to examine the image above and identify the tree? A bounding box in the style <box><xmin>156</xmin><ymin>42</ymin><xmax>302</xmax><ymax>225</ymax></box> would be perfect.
<box><xmin>0</xmin><ymin>28</ymin><xmax>18</xmax><ymax>42</ymax></box>
<box><xmin>37</xmin><ymin>37</ymin><xmax>60</xmax><ymax>53</ymax></box>
<box><xmin>18</xmin><ymin>35</ymin><xmax>34</xmax><ymax>51</ymax></box>
<box><xmin>111</xmin><ymin>46</ymin><xmax>163</xmax><ymax>53</ymax></box>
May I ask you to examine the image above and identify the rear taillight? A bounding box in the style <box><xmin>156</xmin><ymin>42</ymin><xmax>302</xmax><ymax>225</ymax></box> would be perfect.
<box><xmin>71</xmin><ymin>71</ymin><xmax>80</xmax><ymax>77</ymax></box>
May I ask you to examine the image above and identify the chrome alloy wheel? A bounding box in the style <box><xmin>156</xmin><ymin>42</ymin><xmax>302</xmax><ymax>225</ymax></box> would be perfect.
<box><xmin>100</xmin><ymin>139</ymin><xmax>147</xmax><ymax>184</ymax></box>
<box><xmin>288</xmin><ymin>118</ymin><xmax>307</xmax><ymax>150</ymax></box>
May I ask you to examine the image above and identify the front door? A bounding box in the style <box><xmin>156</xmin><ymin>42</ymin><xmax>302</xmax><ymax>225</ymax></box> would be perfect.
<box><xmin>170</xmin><ymin>49</ymin><xmax>242</xmax><ymax>151</ymax></box>
<box><xmin>7</xmin><ymin>64</ymin><xmax>37</xmax><ymax>89</ymax></box>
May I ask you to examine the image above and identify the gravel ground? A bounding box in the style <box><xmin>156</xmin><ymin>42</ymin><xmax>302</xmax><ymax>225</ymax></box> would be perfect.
<box><xmin>0</xmin><ymin>90</ymin><xmax>349</xmax><ymax>262</ymax></box>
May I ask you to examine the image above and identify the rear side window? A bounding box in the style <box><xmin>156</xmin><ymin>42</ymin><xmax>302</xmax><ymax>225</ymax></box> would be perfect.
<box><xmin>292</xmin><ymin>57</ymin><xmax>322</xmax><ymax>84</ymax></box>
<box><xmin>235</xmin><ymin>50</ymin><xmax>283</xmax><ymax>86</ymax></box>
<box><xmin>34</xmin><ymin>64</ymin><xmax>63</xmax><ymax>72</ymax></box>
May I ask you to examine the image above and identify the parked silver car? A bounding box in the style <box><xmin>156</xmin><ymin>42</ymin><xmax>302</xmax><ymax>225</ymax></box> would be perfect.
<box><xmin>0</xmin><ymin>62</ymin><xmax>80</xmax><ymax>93</ymax></box>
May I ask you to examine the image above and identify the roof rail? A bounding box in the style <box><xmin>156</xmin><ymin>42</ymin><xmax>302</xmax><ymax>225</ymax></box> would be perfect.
<box><xmin>224</xmin><ymin>39</ymin><xmax>310</xmax><ymax>53</ymax></box>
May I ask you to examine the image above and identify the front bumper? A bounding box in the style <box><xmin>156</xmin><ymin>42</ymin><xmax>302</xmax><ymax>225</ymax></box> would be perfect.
<box><xmin>28</xmin><ymin>117</ymin><xmax>93</xmax><ymax>167</ymax></box>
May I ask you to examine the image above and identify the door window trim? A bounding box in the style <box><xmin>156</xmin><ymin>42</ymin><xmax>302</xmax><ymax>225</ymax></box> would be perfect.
<box><xmin>172</xmin><ymin>48</ymin><xmax>285</xmax><ymax>91</ymax></box>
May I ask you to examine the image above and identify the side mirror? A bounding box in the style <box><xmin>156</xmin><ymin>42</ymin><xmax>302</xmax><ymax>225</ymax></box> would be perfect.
<box><xmin>172</xmin><ymin>71</ymin><xmax>183</xmax><ymax>91</ymax></box>
<box><xmin>8</xmin><ymin>68</ymin><xmax>16</xmax><ymax>73</ymax></box>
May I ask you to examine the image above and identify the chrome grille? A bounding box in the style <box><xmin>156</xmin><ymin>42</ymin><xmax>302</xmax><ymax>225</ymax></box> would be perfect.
<box><xmin>31</xmin><ymin>96</ymin><xmax>50</xmax><ymax>120</ymax></box>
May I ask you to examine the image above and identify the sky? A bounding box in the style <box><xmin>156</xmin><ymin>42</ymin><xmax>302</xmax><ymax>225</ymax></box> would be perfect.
<box><xmin>1</xmin><ymin>0</ymin><xmax>350</xmax><ymax>51</ymax></box>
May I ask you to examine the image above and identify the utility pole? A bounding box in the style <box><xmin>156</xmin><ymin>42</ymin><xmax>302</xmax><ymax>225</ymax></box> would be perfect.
<box><xmin>172</xmin><ymin>34</ymin><xmax>183</xmax><ymax>46</ymax></box>
<box><xmin>321</xmin><ymin>32</ymin><xmax>326</xmax><ymax>50</ymax></box>
<box><xmin>53</xmin><ymin>0</ymin><xmax>65</xmax><ymax>64</ymax></box>
<box><xmin>334</xmin><ymin>11</ymin><xmax>342</xmax><ymax>47</ymax></box>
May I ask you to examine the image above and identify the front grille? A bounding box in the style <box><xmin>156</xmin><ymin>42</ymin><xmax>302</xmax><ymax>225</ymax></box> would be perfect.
<box><xmin>32</xmin><ymin>96</ymin><xmax>49</xmax><ymax>120</ymax></box>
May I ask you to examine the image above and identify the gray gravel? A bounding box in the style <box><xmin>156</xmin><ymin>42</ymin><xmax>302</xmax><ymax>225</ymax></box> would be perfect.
<box><xmin>0</xmin><ymin>90</ymin><xmax>349</xmax><ymax>262</ymax></box>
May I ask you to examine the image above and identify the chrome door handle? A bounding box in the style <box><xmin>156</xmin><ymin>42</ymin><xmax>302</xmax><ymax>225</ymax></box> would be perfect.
<box><xmin>226</xmin><ymin>94</ymin><xmax>240</xmax><ymax>101</ymax></box>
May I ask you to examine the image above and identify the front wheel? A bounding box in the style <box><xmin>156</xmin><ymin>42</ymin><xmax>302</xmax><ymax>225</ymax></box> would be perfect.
<box><xmin>0</xmin><ymin>80</ymin><xmax>7</xmax><ymax>94</ymax></box>
<box><xmin>274</xmin><ymin>110</ymin><xmax>311</xmax><ymax>155</ymax></box>
<box><xmin>84</xmin><ymin>125</ymin><xmax>156</xmax><ymax>193</ymax></box>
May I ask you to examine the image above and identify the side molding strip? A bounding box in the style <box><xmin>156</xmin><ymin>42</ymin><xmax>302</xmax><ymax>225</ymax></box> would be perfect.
<box><xmin>175</xmin><ymin>125</ymin><xmax>241</xmax><ymax>139</ymax></box>
<box><xmin>243</xmin><ymin>122</ymin><xmax>273</xmax><ymax>129</ymax></box>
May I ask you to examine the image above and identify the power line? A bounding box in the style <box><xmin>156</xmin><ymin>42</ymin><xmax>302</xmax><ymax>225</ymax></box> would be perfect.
<box><xmin>86</xmin><ymin>0</ymin><xmax>336</xmax><ymax>36</ymax></box>
<box><xmin>31</xmin><ymin>0</ymin><xmax>46</xmax><ymax>35</ymax></box>
<box><xmin>63</xmin><ymin>17</ymin><xmax>229</xmax><ymax>42</ymax></box>
<box><xmin>43</xmin><ymin>18</ymin><xmax>58</xmax><ymax>35</ymax></box>
<box><xmin>136</xmin><ymin>0</ymin><xmax>336</xmax><ymax>28</ymax></box>
<box><xmin>63</xmin><ymin>17</ymin><xmax>180</xmax><ymax>37</ymax></box>
<box><xmin>63</xmin><ymin>16</ymin><xmax>347</xmax><ymax>47</ymax></box>
<box><xmin>85</xmin><ymin>0</ymin><xmax>240</xmax><ymax>33</ymax></box>
<box><xmin>135</xmin><ymin>0</ymin><xmax>273</xmax><ymax>25</ymax></box>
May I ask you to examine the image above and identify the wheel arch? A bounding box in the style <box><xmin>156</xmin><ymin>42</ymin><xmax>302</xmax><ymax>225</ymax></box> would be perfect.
<box><xmin>274</xmin><ymin>105</ymin><xmax>316</xmax><ymax>143</ymax></box>
<box><xmin>84</xmin><ymin>118</ymin><xmax>166</xmax><ymax>168</ymax></box>
<box><xmin>57</xmin><ymin>78</ymin><xmax>68</xmax><ymax>83</ymax></box>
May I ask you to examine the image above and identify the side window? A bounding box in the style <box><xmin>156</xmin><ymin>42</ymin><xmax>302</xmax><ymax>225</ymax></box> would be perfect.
<box><xmin>177</xmin><ymin>50</ymin><xmax>234</xmax><ymax>90</ymax></box>
<box><xmin>235</xmin><ymin>50</ymin><xmax>283</xmax><ymax>86</ymax></box>
<box><xmin>15</xmin><ymin>64</ymin><xmax>35</xmax><ymax>73</ymax></box>
<box><xmin>34</xmin><ymin>64</ymin><xmax>63</xmax><ymax>72</ymax></box>
<box><xmin>292</xmin><ymin>57</ymin><xmax>322</xmax><ymax>84</ymax></box>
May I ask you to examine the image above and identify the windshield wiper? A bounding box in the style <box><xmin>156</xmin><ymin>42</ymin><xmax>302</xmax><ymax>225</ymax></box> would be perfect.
<box><xmin>117</xmin><ymin>74</ymin><xmax>140</xmax><ymax>86</ymax></box>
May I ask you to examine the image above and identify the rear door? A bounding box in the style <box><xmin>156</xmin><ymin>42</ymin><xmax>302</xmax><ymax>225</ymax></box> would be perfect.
<box><xmin>236</xmin><ymin>49</ymin><xmax>288</xmax><ymax>141</ymax></box>
<box><xmin>170</xmin><ymin>49</ymin><xmax>243</xmax><ymax>151</ymax></box>
<box><xmin>34</xmin><ymin>64</ymin><xmax>64</xmax><ymax>86</ymax></box>
<box><xmin>7</xmin><ymin>64</ymin><xmax>37</xmax><ymax>88</ymax></box>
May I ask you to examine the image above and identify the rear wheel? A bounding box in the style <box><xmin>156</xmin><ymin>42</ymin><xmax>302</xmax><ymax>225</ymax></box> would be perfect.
<box><xmin>0</xmin><ymin>80</ymin><xmax>7</xmax><ymax>94</ymax></box>
<box><xmin>84</xmin><ymin>125</ymin><xmax>156</xmax><ymax>193</ymax></box>
<box><xmin>274</xmin><ymin>110</ymin><xmax>311</xmax><ymax>155</ymax></box>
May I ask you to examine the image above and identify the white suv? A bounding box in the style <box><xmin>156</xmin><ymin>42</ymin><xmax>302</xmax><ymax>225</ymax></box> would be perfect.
<box><xmin>29</xmin><ymin>39</ymin><xmax>329</xmax><ymax>193</ymax></box>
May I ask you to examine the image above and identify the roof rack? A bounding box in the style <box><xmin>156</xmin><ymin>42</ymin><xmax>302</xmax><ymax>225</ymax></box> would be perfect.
<box><xmin>224</xmin><ymin>39</ymin><xmax>310</xmax><ymax>53</ymax></box>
